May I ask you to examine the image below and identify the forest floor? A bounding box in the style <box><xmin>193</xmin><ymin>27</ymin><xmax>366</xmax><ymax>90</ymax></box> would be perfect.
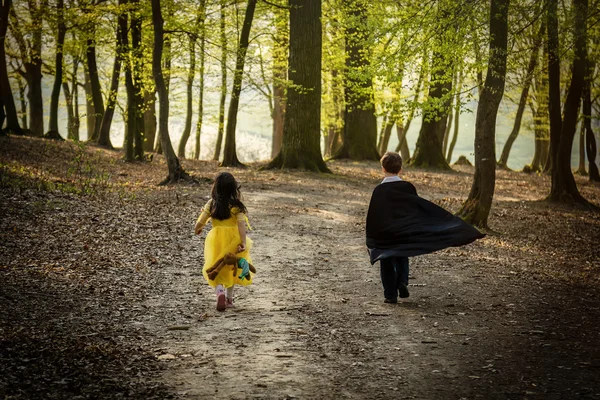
<box><xmin>1</xmin><ymin>135</ymin><xmax>600</xmax><ymax>400</ymax></box>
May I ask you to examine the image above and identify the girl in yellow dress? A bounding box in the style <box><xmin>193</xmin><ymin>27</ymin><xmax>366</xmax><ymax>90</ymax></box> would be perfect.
<box><xmin>194</xmin><ymin>172</ymin><xmax>253</xmax><ymax>311</ymax></box>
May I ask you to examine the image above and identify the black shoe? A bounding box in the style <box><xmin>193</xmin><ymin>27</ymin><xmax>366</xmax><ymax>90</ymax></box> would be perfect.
<box><xmin>384</xmin><ymin>298</ymin><xmax>397</xmax><ymax>304</ymax></box>
<box><xmin>398</xmin><ymin>283</ymin><xmax>410</xmax><ymax>298</ymax></box>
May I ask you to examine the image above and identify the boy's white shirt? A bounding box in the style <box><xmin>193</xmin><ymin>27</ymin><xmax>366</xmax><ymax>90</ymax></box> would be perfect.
<box><xmin>381</xmin><ymin>175</ymin><xmax>402</xmax><ymax>184</ymax></box>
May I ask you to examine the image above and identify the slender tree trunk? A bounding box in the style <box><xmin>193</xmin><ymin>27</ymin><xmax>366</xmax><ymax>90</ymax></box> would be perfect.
<box><xmin>576</xmin><ymin>117</ymin><xmax>587</xmax><ymax>175</ymax></box>
<box><xmin>0</xmin><ymin>0</ymin><xmax>21</xmax><ymax>134</ymax></box>
<box><xmin>87</xmin><ymin>37</ymin><xmax>105</xmax><ymax>142</ymax></box>
<box><xmin>16</xmin><ymin>75</ymin><xmax>27</xmax><ymax>129</ymax></box>
<box><xmin>62</xmin><ymin>81</ymin><xmax>75</xmax><ymax>139</ymax></box>
<box><xmin>334</xmin><ymin>0</ymin><xmax>379</xmax><ymax>160</ymax></box>
<box><xmin>527</xmin><ymin>47</ymin><xmax>550</xmax><ymax>172</ymax></box>
<box><xmin>447</xmin><ymin>69</ymin><xmax>463</xmax><ymax>164</ymax></box>
<box><xmin>124</xmin><ymin>2</ymin><xmax>136</xmax><ymax>161</ymax></box>
<box><xmin>442</xmin><ymin>71</ymin><xmax>458</xmax><ymax>157</ymax></box>
<box><xmin>377</xmin><ymin>114</ymin><xmax>387</xmax><ymax>152</ymax></box>
<box><xmin>379</xmin><ymin>117</ymin><xmax>394</xmax><ymax>155</ymax></box>
<box><xmin>213</xmin><ymin>0</ymin><xmax>227</xmax><ymax>161</ymax></box>
<box><xmin>98</xmin><ymin>0</ymin><xmax>127</xmax><ymax>149</ymax></box>
<box><xmin>583</xmin><ymin>64</ymin><xmax>600</xmax><ymax>181</ymax></box>
<box><xmin>71</xmin><ymin>56</ymin><xmax>80</xmax><ymax>141</ymax></box>
<box><xmin>271</xmin><ymin>8</ymin><xmax>287</xmax><ymax>158</ymax></box>
<box><xmin>131</xmin><ymin>0</ymin><xmax>144</xmax><ymax>160</ymax></box>
<box><xmin>154</xmin><ymin>35</ymin><xmax>172</xmax><ymax>154</ymax></box>
<box><xmin>547</xmin><ymin>0</ymin><xmax>590</xmax><ymax>205</ymax></box>
<box><xmin>498</xmin><ymin>22</ymin><xmax>545</xmax><ymax>169</ymax></box>
<box><xmin>546</xmin><ymin>0</ymin><xmax>561</xmax><ymax>174</ymax></box>
<box><xmin>194</xmin><ymin>0</ymin><xmax>206</xmax><ymax>160</ymax></box>
<box><xmin>222</xmin><ymin>0</ymin><xmax>258</xmax><ymax>167</ymax></box>
<box><xmin>25</xmin><ymin>56</ymin><xmax>43</xmax><ymax>136</ymax></box>
<box><xmin>151</xmin><ymin>0</ymin><xmax>189</xmax><ymax>183</ymax></box>
<box><xmin>526</xmin><ymin>100</ymin><xmax>544</xmax><ymax>172</ymax></box>
<box><xmin>395</xmin><ymin>57</ymin><xmax>425</xmax><ymax>154</ymax></box>
<box><xmin>83</xmin><ymin>66</ymin><xmax>95</xmax><ymax>140</ymax></box>
<box><xmin>326</xmin><ymin>68</ymin><xmax>343</xmax><ymax>156</ymax></box>
<box><xmin>178</xmin><ymin>37</ymin><xmax>196</xmax><ymax>158</ymax></box>
<box><xmin>457</xmin><ymin>0</ymin><xmax>509</xmax><ymax>228</ymax></box>
<box><xmin>410</xmin><ymin>47</ymin><xmax>452</xmax><ymax>169</ymax></box>
<box><xmin>144</xmin><ymin>90</ymin><xmax>156</xmax><ymax>151</ymax></box>
<box><xmin>25</xmin><ymin>1</ymin><xmax>44</xmax><ymax>136</ymax></box>
<box><xmin>265</xmin><ymin>0</ymin><xmax>329</xmax><ymax>172</ymax></box>
<box><xmin>46</xmin><ymin>0</ymin><xmax>65</xmax><ymax>139</ymax></box>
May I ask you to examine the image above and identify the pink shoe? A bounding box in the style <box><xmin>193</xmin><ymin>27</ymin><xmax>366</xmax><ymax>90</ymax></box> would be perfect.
<box><xmin>216</xmin><ymin>291</ymin><xmax>226</xmax><ymax>311</ymax></box>
<box><xmin>226</xmin><ymin>298</ymin><xmax>234</xmax><ymax>308</ymax></box>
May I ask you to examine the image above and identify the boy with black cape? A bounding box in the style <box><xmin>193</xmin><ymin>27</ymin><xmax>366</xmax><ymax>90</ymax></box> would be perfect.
<box><xmin>366</xmin><ymin>152</ymin><xmax>485</xmax><ymax>303</ymax></box>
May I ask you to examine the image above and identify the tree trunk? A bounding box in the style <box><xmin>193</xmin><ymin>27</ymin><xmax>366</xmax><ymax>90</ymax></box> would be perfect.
<box><xmin>546</xmin><ymin>0</ymin><xmax>561</xmax><ymax>174</ymax></box>
<box><xmin>264</xmin><ymin>0</ymin><xmax>329</xmax><ymax>172</ymax></box>
<box><xmin>547</xmin><ymin>0</ymin><xmax>591</xmax><ymax>205</ymax></box>
<box><xmin>154</xmin><ymin>35</ymin><xmax>172</xmax><ymax>154</ymax></box>
<box><xmin>62</xmin><ymin>81</ymin><xmax>75</xmax><ymax>139</ymax></box>
<box><xmin>25</xmin><ymin>55</ymin><xmax>43</xmax><ymax>136</ymax></box>
<box><xmin>576</xmin><ymin>118</ymin><xmax>587</xmax><ymax>175</ymax></box>
<box><xmin>98</xmin><ymin>0</ymin><xmax>127</xmax><ymax>149</ymax></box>
<box><xmin>25</xmin><ymin>1</ymin><xmax>44</xmax><ymax>137</ymax></box>
<box><xmin>83</xmin><ymin>66</ymin><xmax>95</xmax><ymax>140</ymax></box>
<box><xmin>497</xmin><ymin>22</ymin><xmax>545</xmax><ymax>169</ymax></box>
<box><xmin>378</xmin><ymin>117</ymin><xmax>394</xmax><ymax>155</ymax></box>
<box><xmin>271</xmin><ymin>8</ymin><xmax>287</xmax><ymax>159</ymax></box>
<box><xmin>442</xmin><ymin>71</ymin><xmax>458</xmax><ymax>158</ymax></box>
<box><xmin>410</xmin><ymin>47</ymin><xmax>452</xmax><ymax>170</ymax></box>
<box><xmin>194</xmin><ymin>0</ymin><xmax>206</xmax><ymax>160</ymax></box>
<box><xmin>86</xmin><ymin>37</ymin><xmax>105</xmax><ymax>142</ymax></box>
<box><xmin>131</xmin><ymin>1</ymin><xmax>144</xmax><ymax>160</ymax></box>
<box><xmin>178</xmin><ymin>36</ymin><xmax>196</xmax><ymax>158</ymax></box>
<box><xmin>526</xmin><ymin>47</ymin><xmax>550</xmax><ymax>172</ymax></box>
<box><xmin>457</xmin><ymin>0</ymin><xmax>509</xmax><ymax>228</ymax></box>
<box><xmin>212</xmin><ymin>0</ymin><xmax>227</xmax><ymax>161</ymax></box>
<box><xmin>70</xmin><ymin>55</ymin><xmax>80</xmax><ymax>141</ymax></box>
<box><xmin>447</xmin><ymin>69</ymin><xmax>463</xmax><ymax>164</ymax></box>
<box><xmin>0</xmin><ymin>0</ymin><xmax>22</xmax><ymax>134</ymax></box>
<box><xmin>326</xmin><ymin>68</ymin><xmax>343</xmax><ymax>156</ymax></box>
<box><xmin>16</xmin><ymin>75</ymin><xmax>27</xmax><ymax>129</ymax></box>
<box><xmin>395</xmin><ymin>57</ymin><xmax>425</xmax><ymax>154</ymax></box>
<box><xmin>583</xmin><ymin>65</ymin><xmax>600</xmax><ymax>182</ymax></box>
<box><xmin>144</xmin><ymin>90</ymin><xmax>156</xmax><ymax>151</ymax></box>
<box><xmin>124</xmin><ymin>1</ymin><xmax>135</xmax><ymax>161</ymax></box>
<box><xmin>46</xmin><ymin>0</ymin><xmax>65</xmax><ymax>140</ymax></box>
<box><xmin>334</xmin><ymin>0</ymin><xmax>379</xmax><ymax>160</ymax></box>
<box><xmin>221</xmin><ymin>0</ymin><xmax>258</xmax><ymax>167</ymax></box>
<box><xmin>151</xmin><ymin>0</ymin><xmax>189</xmax><ymax>183</ymax></box>
<box><xmin>526</xmin><ymin>100</ymin><xmax>543</xmax><ymax>172</ymax></box>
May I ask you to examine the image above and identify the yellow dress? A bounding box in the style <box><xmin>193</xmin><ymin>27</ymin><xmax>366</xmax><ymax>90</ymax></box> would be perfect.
<box><xmin>198</xmin><ymin>200</ymin><xmax>254</xmax><ymax>288</ymax></box>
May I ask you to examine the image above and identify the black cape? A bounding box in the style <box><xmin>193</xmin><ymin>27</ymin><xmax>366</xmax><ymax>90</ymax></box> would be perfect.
<box><xmin>366</xmin><ymin>181</ymin><xmax>485</xmax><ymax>264</ymax></box>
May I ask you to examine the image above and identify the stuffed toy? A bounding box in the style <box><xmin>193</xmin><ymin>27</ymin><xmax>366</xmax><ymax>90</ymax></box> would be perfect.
<box><xmin>206</xmin><ymin>252</ymin><xmax>256</xmax><ymax>281</ymax></box>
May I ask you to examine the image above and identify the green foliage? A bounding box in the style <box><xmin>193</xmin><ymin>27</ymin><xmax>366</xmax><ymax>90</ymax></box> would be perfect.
<box><xmin>4</xmin><ymin>0</ymin><xmax>600</xmax><ymax>164</ymax></box>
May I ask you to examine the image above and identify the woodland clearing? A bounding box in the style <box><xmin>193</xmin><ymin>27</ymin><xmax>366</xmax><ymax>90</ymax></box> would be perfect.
<box><xmin>1</xmin><ymin>136</ymin><xmax>600</xmax><ymax>400</ymax></box>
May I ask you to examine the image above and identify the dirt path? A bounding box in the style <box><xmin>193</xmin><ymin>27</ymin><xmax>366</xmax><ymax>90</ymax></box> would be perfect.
<box><xmin>147</xmin><ymin>169</ymin><xmax>600</xmax><ymax>400</ymax></box>
<box><xmin>2</xmin><ymin>137</ymin><xmax>600</xmax><ymax>399</ymax></box>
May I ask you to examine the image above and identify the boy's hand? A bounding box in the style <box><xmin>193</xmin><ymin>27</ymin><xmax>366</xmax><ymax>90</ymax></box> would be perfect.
<box><xmin>236</xmin><ymin>243</ymin><xmax>246</xmax><ymax>253</ymax></box>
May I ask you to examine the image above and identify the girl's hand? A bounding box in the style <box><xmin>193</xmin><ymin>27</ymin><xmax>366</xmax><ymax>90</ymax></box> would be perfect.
<box><xmin>194</xmin><ymin>223</ymin><xmax>203</xmax><ymax>235</ymax></box>
<box><xmin>236</xmin><ymin>243</ymin><xmax>246</xmax><ymax>253</ymax></box>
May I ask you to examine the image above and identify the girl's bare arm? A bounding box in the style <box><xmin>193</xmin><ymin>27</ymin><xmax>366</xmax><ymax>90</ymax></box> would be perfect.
<box><xmin>195</xmin><ymin>211</ymin><xmax>210</xmax><ymax>234</ymax></box>
<box><xmin>237</xmin><ymin>220</ymin><xmax>247</xmax><ymax>252</ymax></box>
